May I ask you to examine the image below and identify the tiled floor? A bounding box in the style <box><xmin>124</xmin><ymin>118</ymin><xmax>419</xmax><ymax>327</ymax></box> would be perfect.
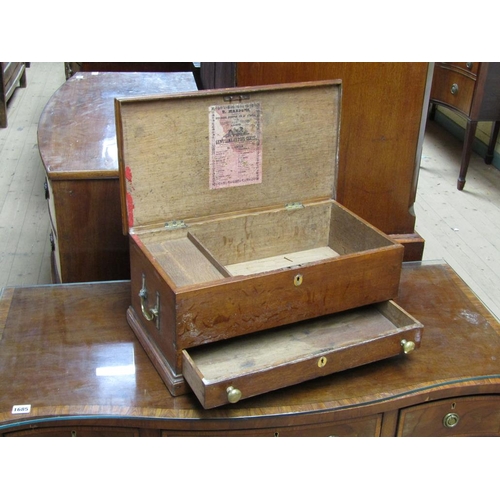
<box><xmin>1</xmin><ymin>62</ymin><xmax>499</xmax><ymax>320</ymax></box>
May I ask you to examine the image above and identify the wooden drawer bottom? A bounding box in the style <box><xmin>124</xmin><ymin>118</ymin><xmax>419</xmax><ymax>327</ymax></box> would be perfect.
<box><xmin>397</xmin><ymin>395</ymin><xmax>500</xmax><ymax>436</ymax></box>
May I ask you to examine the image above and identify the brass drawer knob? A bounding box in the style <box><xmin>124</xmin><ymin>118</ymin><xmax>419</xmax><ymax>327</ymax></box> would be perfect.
<box><xmin>443</xmin><ymin>412</ymin><xmax>460</xmax><ymax>428</ymax></box>
<box><xmin>401</xmin><ymin>339</ymin><xmax>415</xmax><ymax>354</ymax></box>
<box><xmin>450</xmin><ymin>83</ymin><xmax>459</xmax><ymax>95</ymax></box>
<box><xmin>227</xmin><ymin>386</ymin><xmax>242</xmax><ymax>404</ymax></box>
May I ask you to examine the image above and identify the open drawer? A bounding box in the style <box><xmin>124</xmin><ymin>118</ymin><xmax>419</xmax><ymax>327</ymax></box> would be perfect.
<box><xmin>182</xmin><ymin>300</ymin><xmax>423</xmax><ymax>409</ymax></box>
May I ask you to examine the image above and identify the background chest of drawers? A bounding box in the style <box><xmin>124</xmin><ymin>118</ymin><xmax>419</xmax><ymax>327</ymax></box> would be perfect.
<box><xmin>429</xmin><ymin>62</ymin><xmax>500</xmax><ymax>190</ymax></box>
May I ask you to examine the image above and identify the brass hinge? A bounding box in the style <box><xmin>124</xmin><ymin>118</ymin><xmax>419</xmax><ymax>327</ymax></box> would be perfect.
<box><xmin>165</xmin><ymin>220</ymin><xmax>187</xmax><ymax>230</ymax></box>
<box><xmin>285</xmin><ymin>202</ymin><xmax>304</xmax><ymax>210</ymax></box>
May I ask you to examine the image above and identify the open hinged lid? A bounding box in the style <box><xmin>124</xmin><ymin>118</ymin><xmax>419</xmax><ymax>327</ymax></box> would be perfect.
<box><xmin>115</xmin><ymin>80</ymin><xmax>341</xmax><ymax>234</ymax></box>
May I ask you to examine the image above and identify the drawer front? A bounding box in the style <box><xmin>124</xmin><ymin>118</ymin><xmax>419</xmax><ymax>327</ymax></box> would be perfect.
<box><xmin>431</xmin><ymin>65</ymin><xmax>476</xmax><ymax>116</ymax></box>
<box><xmin>443</xmin><ymin>62</ymin><xmax>478</xmax><ymax>76</ymax></box>
<box><xmin>44</xmin><ymin>178</ymin><xmax>62</xmax><ymax>282</ymax></box>
<box><xmin>162</xmin><ymin>414</ymin><xmax>382</xmax><ymax>437</ymax></box>
<box><xmin>398</xmin><ymin>396</ymin><xmax>500</xmax><ymax>436</ymax></box>
<box><xmin>5</xmin><ymin>425</ymin><xmax>140</xmax><ymax>437</ymax></box>
<box><xmin>44</xmin><ymin>177</ymin><xmax>58</xmax><ymax>237</ymax></box>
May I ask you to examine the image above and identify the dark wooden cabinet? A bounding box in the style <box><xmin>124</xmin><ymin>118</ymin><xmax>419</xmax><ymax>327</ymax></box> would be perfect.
<box><xmin>64</xmin><ymin>62</ymin><xmax>197</xmax><ymax>80</ymax></box>
<box><xmin>2</xmin><ymin>262</ymin><xmax>500</xmax><ymax>436</ymax></box>
<box><xmin>1</xmin><ymin>62</ymin><xmax>28</xmax><ymax>128</ymax></box>
<box><xmin>200</xmin><ymin>62</ymin><xmax>432</xmax><ymax>261</ymax></box>
<box><xmin>430</xmin><ymin>62</ymin><xmax>500</xmax><ymax>190</ymax></box>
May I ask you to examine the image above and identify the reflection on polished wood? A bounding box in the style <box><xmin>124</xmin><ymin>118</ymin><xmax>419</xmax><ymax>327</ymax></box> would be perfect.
<box><xmin>39</xmin><ymin>72</ymin><xmax>198</xmax><ymax>178</ymax></box>
<box><xmin>1</xmin><ymin>262</ymin><xmax>500</xmax><ymax>436</ymax></box>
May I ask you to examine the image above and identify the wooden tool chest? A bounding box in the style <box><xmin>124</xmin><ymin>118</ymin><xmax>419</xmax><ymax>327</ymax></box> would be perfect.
<box><xmin>115</xmin><ymin>81</ymin><xmax>423</xmax><ymax>408</ymax></box>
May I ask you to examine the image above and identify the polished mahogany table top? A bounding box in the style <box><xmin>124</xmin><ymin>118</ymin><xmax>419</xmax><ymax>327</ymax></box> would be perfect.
<box><xmin>1</xmin><ymin>261</ymin><xmax>500</xmax><ymax>431</ymax></box>
<box><xmin>38</xmin><ymin>71</ymin><xmax>198</xmax><ymax>179</ymax></box>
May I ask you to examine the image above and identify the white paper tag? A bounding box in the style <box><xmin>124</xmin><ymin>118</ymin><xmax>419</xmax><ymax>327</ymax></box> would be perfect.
<box><xmin>12</xmin><ymin>404</ymin><xmax>31</xmax><ymax>414</ymax></box>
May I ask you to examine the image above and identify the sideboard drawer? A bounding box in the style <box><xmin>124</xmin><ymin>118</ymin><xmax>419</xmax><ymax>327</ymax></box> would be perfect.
<box><xmin>162</xmin><ymin>414</ymin><xmax>382</xmax><ymax>437</ymax></box>
<box><xmin>5</xmin><ymin>425</ymin><xmax>140</xmax><ymax>437</ymax></box>
<box><xmin>273</xmin><ymin>414</ymin><xmax>382</xmax><ymax>436</ymax></box>
<box><xmin>397</xmin><ymin>396</ymin><xmax>500</xmax><ymax>436</ymax></box>
<box><xmin>431</xmin><ymin>64</ymin><xmax>476</xmax><ymax>116</ymax></box>
<box><xmin>443</xmin><ymin>62</ymin><xmax>478</xmax><ymax>76</ymax></box>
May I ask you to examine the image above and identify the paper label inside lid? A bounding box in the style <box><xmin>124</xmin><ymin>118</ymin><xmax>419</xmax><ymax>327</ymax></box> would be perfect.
<box><xmin>209</xmin><ymin>102</ymin><xmax>262</xmax><ymax>189</ymax></box>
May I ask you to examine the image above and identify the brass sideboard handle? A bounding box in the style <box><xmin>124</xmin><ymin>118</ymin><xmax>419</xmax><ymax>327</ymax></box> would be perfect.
<box><xmin>227</xmin><ymin>386</ymin><xmax>242</xmax><ymax>404</ymax></box>
<box><xmin>443</xmin><ymin>412</ymin><xmax>460</xmax><ymax>428</ymax></box>
<box><xmin>466</xmin><ymin>62</ymin><xmax>473</xmax><ymax>70</ymax></box>
<box><xmin>139</xmin><ymin>274</ymin><xmax>159</xmax><ymax>326</ymax></box>
<box><xmin>401</xmin><ymin>339</ymin><xmax>415</xmax><ymax>354</ymax></box>
<box><xmin>450</xmin><ymin>83</ymin><xmax>459</xmax><ymax>95</ymax></box>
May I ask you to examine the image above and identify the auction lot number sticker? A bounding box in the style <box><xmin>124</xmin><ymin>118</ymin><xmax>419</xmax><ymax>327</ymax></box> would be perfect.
<box><xmin>12</xmin><ymin>404</ymin><xmax>31</xmax><ymax>414</ymax></box>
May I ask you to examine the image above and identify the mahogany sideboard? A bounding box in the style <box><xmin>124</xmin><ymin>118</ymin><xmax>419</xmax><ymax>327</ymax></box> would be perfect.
<box><xmin>38</xmin><ymin>71</ymin><xmax>198</xmax><ymax>283</ymax></box>
<box><xmin>429</xmin><ymin>62</ymin><xmax>500</xmax><ymax>190</ymax></box>
<box><xmin>1</xmin><ymin>261</ymin><xmax>500</xmax><ymax>437</ymax></box>
<box><xmin>200</xmin><ymin>62</ymin><xmax>433</xmax><ymax>261</ymax></box>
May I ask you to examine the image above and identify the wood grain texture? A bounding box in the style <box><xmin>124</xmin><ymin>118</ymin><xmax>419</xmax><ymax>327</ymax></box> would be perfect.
<box><xmin>397</xmin><ymin>395</ymin><xmax>500</xmax><ymax>436</ymax></box>
<box><xmin>204</xmin><ymin>62</ymin><xmax>430</xmax><ymax>238</ymax></box>
<box><xmin>128</xmin><ymin>200</ymin><xmax>403</xmax><ymax>362</ymax></box>
<box><xmin>119</xmin><ymin>79</ymin><xmax>404</xmax><ymax>398</ymax></box>
<box><xmin>116</xmin><ymin>81</ymin><xmax>340</xmax><ymax>232</ymax></box>
<box><xmin>1</xmin><ymin>262</ymin><xmax>500</xmax><ymax>436</ymax></box>
<box><xmin>39</xmin><ymin>72</ymin><xmax>198</xmax><ymax>178</ymax></box>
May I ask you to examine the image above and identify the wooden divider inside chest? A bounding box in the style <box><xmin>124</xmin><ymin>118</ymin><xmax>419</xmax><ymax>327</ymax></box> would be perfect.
<box><xmin>139</xmin><ymin>201</ymin><xmax>395</xmax><ymax>287</ymax></box>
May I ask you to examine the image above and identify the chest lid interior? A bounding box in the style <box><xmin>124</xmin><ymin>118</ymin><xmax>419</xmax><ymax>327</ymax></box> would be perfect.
<box><xmin>115</xmin><ymin>80</ymin><xmax>341</xmax><ymax>233</ymax></box>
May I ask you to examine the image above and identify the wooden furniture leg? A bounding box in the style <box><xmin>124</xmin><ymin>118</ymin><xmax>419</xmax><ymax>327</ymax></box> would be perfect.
<box><xmin>458</xmin><ymin>121</ymin><xmax>478</xmax><ymax>190</ymax></box>
<box><xmin>485</xmin><ymin>121</ymin><xmax>500</xmax><ymax>165</ymax></box>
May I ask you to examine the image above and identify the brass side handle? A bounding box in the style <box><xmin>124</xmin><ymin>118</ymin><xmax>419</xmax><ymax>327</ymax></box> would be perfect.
<box><xmin>227</xmin><ymin>386</ymin><xmax>242</xmax><ymax>404</ymax></box>
<box><xmin>139</xmin><ymin>274</ymin><xmax>159</xmax><ymax>327</ymax></box>
<box><xmin>443</xmin><ymin>412</ymin><xmax>460</xmax><ymax>428</ymax></box>
<box><xmin>450</xmin><ymin>83</ymin><xmax>459</xmax><ymax>95</ymax></box>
